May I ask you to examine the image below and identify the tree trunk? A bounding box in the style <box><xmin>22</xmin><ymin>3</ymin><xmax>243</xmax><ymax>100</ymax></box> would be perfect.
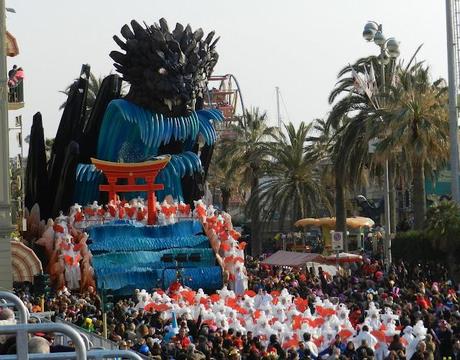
<box><xmin>412</xmin><ymin>158</ymin><xmax>426</xmax><ymax>230</ymax></box>
<box><xmin>335</xmin><ymin>174</ymin><xmax>348</xmax><ymax>251</ymax></box>
<box><xmin>296</xmin><ymin>185</ymin><xmax>305</xmax><ymax>219</ymax></box>
<box><xmin>389</xmin><ymin>159</ymin><xmax>397</xmax><ymax>233</ymax></box>
<box><xmin>221</xmin><ymin>188</ymin><xmax>230</xmax><ymax>212</ymax></box>
<box><xmin>250</xmin><ymin>166</ymin><xmax>261</xmax><ymax>256</ymax></box>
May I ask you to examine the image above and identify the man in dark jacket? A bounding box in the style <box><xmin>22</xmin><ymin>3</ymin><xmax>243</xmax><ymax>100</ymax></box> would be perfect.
<box><xmin>268</xmin><ymin>334</ymin><xmax>286</xmax><ymax>360</ymax></box>
<box><xmin>357</xmin><ymin>340</ymin><xmax>374</xmax><ymax>360</ymax></box>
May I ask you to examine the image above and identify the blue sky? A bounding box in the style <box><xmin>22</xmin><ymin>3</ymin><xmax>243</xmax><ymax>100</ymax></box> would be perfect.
<box><xmin>6</xmin><ymin>0</ymin><xmax>447</xmax><ymax>154</ymax></box>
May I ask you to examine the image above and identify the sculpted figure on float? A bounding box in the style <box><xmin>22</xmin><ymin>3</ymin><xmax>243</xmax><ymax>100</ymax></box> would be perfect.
<box><xmin>26</xmin><ymin>18</ymin><xmax>248</xmax><ymax>293</ymax></box>
<box><xmin>90</xmin><ymin>18</ymin><xmax>222</xmax><ymax>205</ymax></box>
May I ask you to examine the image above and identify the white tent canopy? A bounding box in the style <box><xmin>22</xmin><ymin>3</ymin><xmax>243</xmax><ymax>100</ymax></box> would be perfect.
<box><xmin>261</xmin><ymin>250</ymin><xmax>322</xmax><ymax>267</ymax></box>
<box><xmin>324</xmin><ymin>252</ymin><xmax>363</xmax><ymax>263</ymax></box>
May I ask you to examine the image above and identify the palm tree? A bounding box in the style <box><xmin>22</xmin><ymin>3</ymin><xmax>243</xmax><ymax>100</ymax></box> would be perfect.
<box><xmin>220</xmin><ymin>108</ymin><xmax>277</xmax><ymax>255</ymax></box>
<box><xmin>308</xmin><ymin>119</ymin><xmax>336</xmax><ymax>213</ymax></box>
<box><xmin>425</xmin><ymin>200</ymin><xmax>460</xmax><ymax>280</ymax></box>
<box><xmin>327</xmin><ymin>57</ymin><xmax>381</xmax><ymax>248</ymax></box>
<box><xmin>425</xmin><ymin>200</ymin><xmax>460</xmax><ymax>252</ymax></box>
<box><xmin>370</xmin><ymin>62</ymin><xmax>449</xmax><ymax>229</ymax></box>
<box><xmin>332</xmin><ymin>115</ymin><xmax>374</xmax><ymax>250</ymax></box>
<box><xmin>207</xmin><ymin>144</ymin><xmax>245</xmax><ymax>212</ymax></box>
<box><xmin>247</xmin><ymin>122</ymin><xmax>331</xmax><ymax>231</ymax></box>
<box><xmin>59</xmin><ymin>72</ymin><xmax>104</xmax><ymax>117</ymax></box>
<box><xmin>45</xmin><ymin>138</ymin><xmax>54</xmax><ymax>161</ymax></box>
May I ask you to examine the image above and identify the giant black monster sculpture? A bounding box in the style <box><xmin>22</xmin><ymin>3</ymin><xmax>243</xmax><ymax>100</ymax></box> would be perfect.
<box><xmin>110</xmin><ymin>18</ymin><xmax>219</xmax><ymax>116</ymax></box>
<box><xmin>26</xmin><ymin>19</ymin><xmax>223</xmax><ymax>219</ymax></box>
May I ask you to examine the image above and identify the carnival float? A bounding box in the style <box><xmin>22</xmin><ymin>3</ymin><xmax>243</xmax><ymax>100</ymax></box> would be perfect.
<box><xmin>24</xmin><ymin>19</ymin><xmax>246</xmax><ymax>295</ymax></box>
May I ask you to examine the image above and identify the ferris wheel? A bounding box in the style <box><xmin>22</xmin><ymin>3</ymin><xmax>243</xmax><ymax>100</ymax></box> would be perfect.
<box><xmin>204</xmin><ymin>74</ymin><xmax>246</xmax><ymax>122</ymax></box>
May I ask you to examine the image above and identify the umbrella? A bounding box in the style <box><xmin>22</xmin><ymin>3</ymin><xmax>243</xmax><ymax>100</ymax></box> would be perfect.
<box><xmin>324</xmin><ymin>252</ymin><xmax>363</xmax><ymax>264</ymax></box>
<box><xmin>295</xmin><ymin>217</ymin><xmax>374</xmax><ymax>229</ymax></box>
<box><xmin>294</xmin><ymin>218</ymin><xmax>320</xmax><ymax>227</ymax></box>
<box><xmin>6</xmin><ymin>31</ymin><xmax>19</xmax><ymax>57</ymax></box>
<box><xmin>347</xmin><ymin>217</ymin><xmax>375</xmax><ymax>229</ymax></box>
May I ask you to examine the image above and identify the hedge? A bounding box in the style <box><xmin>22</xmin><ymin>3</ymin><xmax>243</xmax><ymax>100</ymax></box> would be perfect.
<box><xmin>392</xmin><ymin>230</ymin><xmax>444</xmax><ymax>263</ymax></box>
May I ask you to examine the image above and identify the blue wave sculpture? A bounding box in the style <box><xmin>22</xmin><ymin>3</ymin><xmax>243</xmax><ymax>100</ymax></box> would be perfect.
<box><xmin>74</xmin><ymin>99</ymin><xmax>223</xmax><ymax>204</ymax></box>
<box><xmin>89</xmin><ymin>221</ymin><xmax>222</xmax><ymax>294</ymax></box>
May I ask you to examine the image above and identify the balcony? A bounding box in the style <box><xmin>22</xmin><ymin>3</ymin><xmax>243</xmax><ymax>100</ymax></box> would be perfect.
<box><xmin>8</xmin><ymin>81</ymin><xmax>24</xmax><ymax>110</ymax></box>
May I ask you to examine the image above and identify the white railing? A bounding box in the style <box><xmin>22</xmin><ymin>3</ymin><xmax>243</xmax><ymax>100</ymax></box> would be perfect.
<box><xmin>0</xmin><ymin>292</ymin><xmax>144</xmax><ymax>360</ymax></box>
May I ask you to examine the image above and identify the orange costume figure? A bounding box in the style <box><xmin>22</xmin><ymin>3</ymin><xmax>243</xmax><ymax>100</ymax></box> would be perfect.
<box><xmin>177</xmin><ymin>202</ymin><xmax>191</xmax><ymax>217</ymax></box>
<box><xmin>59</xmin><ymin>234</ymin><xmax>82</xmax><ymax>290</ymax></box>
<box><xmin>136</xmin><ymin>206</ymin><xmax>148</xmax><ymax>221</ymax></box>
<box><xmin>40</xmin><ymin>212</ymin><xmax>95</xmax><ymax>292</ymax></box>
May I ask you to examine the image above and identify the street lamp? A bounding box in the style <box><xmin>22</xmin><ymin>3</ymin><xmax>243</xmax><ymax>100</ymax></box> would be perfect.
<box><xmin>445</xmin><ymin>0</ymin><xmax>460</xmax><ymax>203</ymax></box>
<box><xmin>362</xmin><ymin>21</ymin><xmax>379</xmax><ymax>41</ymax></box>
<box><xmin>0</xmin><ymin>0</ymin><xmax>14</xmax><ymax>290</ymax></box>
<box><xmin>362</xmin><ymin>21</ymin><xmax>400</xmax><ymax>268</ymax></box>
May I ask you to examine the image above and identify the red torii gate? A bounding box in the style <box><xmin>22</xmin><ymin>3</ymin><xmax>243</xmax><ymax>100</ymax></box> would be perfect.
<box><xmin>91</xmin><ymin>157</ymin><xmax>170</xmax><ymax>225</ymax></box>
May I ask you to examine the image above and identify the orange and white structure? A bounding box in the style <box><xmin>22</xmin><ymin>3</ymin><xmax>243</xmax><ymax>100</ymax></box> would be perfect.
<box><xmin>91</xmin><ymin>157</ymin><xmax>170</xmax><ymax>225</ymax></box>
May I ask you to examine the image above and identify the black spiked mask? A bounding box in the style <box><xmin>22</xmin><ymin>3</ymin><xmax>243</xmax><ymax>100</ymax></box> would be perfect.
<box><xmin>110</xmin><ymin>19</ymin><xmax>219</xmax><ymax>116</ymax></box>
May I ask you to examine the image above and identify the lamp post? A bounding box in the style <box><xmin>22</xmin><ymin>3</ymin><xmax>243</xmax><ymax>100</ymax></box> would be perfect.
<box><xmin>0</xmin><ymin>0</ymin><xmax>14</xmax><ymax>290</ymax></box>
<box><xmin>362</xmin><ymin>21</ymin><xmax>400</xmax><ymax>268</ymax></box>
<box><xmin>445</xmin><ymin>0</ymin><xmax>460</xmax><ymax>203</ymax></box>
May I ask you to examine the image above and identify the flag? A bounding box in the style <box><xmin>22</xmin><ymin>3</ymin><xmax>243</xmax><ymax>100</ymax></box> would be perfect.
<box><xmin>350</xmin><ymin>65</ymin><xmax>372</xmax><ymax>99</ymax></box>
<box><xmin>369</xmin><ymin>63</ymin><xmax>377</xmax><ymax>95</ymax></box>
<box><xmin>362</xmin><ymin>65</ymin><xmax>373</xmax><ymax>100</ymax></box>
<box><xmin>171</xmin><ymin>311</ymin><xmax>179</xmax><ymax>335</ymax></box>
<box><xmin>351</xmin><ymin>65</ymin><xmax>379</xmax><ymax>109</ymax></box>
<box><xmin>350</xmin><ymin>65</ymin><xmax>367</xmax><ymax>96</ymax></box>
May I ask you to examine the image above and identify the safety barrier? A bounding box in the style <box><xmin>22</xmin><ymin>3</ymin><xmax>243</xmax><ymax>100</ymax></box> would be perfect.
<box><xmin>0</xmin><ymin>349</ymin><xmax>144</xmax><ymax>360</ymax></box>
<box><xmin>54</xmin><ymin>317</ymin><xmax>117</xmax><ymax>351</ymax></box>
<box><xmin>0</xmin><ymin>322</ymin><xmax>87</xmax><ymax>360</ymax></box>
<box><xmin>0</xmin><ymin>291</ymin><xmax>29</xmax><ymax>323</ymax></box>
<box><xmin>0</xmin><ymin>291</ymin><xmax>30</xmax><ymax>359</ymax></box>
<box><xmin>53</xmin><ymin>318</ymin><xmax>150</xmax><ymax>360</ymax></box>
<box><xmin>0</xmin><ymin>292</ymin><xmax>145</xmax><ymax>360</ymax></box>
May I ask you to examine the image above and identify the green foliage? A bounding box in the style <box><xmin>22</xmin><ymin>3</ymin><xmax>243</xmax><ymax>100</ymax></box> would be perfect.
<box><xmin>207</xmin><ymin>142</ymin><xmax>245</xmax><ymax>211</ymax></box>
<box><xmin>370</xmin><ymin>63</ymin><xmax>449</xmax><ymax>229</ymax></box>
<box><xmin>247</xmin><ymin>122</ymin><xmax>331</xmax><ymax>228</ymax></box>
<box><xmin>425</xmin><ymin>200</ymin><xmax>460</xmax><ymax>252</ymax></box>
<box><xmin>392</xmin><ymin>230</ymin><xmax>443</xmax><ymax>263</ymax></box>
<box><xmin>218</xmin><ymin>108</ymin><xmax>278</xmax><ymax>254</ymax></box>
<box><xmin>10</xmin><ymin>230</ymin><xmax>21</xmax><ymax>240</ymax></box>
<box><xmin>59</xmin><ymin>72</ymin><xmax>120</xmax><ymax>118</ymax></box>
<box><xmin>393</xmin><ymin>200</ymin><xmax>460</xmax><ymax>263</ymax></box>
<box><xmin>220</xmin><ymin>108</ymin><xmax>278</xmax><ymax>188</ymax></box>
<box><xmin>327</xmin><ymin>46</ymin><xmax>449</xmax><ymax>230</ymax></box>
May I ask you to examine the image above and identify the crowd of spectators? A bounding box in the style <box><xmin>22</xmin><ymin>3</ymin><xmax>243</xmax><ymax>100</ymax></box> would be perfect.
<box><xmin>2</xmin><ymin>256</ymin><xmax>460</xmax><ymax>360</ymax></box>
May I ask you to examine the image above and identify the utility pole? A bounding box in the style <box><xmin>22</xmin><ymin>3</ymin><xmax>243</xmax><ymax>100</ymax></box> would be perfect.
<box><xmin>362</xmin><ymin>21</ymin><xmax>400</xmax><ymax>268</ymax></box>
<box><xmin>379</xmin><ymin>45</ymin><xmax>392</xmax><ymax>268</ymax></box>
<box><xmin>0</xmin><ymin>0</ymin><xmax>14</xmax><ymax>290</ymax></box>
<box><xmin>446</xmin><ymin>0</ymin><xmax>460</xmax><ymax>203</ymax></box>
<box><xmin>275</xmin><ymin>86</ymin><xmax>282</xmax><ymax>130</ymax></box>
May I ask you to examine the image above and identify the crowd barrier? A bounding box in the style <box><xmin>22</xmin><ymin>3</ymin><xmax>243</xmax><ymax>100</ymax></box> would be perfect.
<box><xmin>0</xmin><ymin>291</ymin><xmax>144</xmax><ymax>360</ymax></box>
<box><xmin>54</xmin><ymin>317</ymin><xmax>118</xmax><ymax>351</ymax></box>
